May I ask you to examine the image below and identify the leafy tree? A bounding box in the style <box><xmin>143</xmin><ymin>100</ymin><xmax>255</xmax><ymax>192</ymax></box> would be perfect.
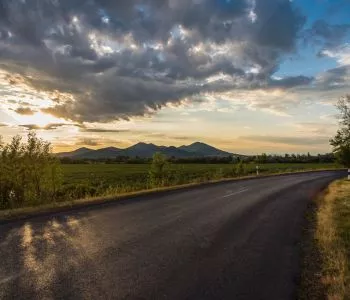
<box><xmin>330</xmin><ymin>95</ymin><xmax>350</xmax><ymax>167</ymax></box>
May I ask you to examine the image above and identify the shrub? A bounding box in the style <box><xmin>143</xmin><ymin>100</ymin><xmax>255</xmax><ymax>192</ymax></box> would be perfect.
<box><xmin>0</xmin><ymin>132</ymin><xmax>62</xmax><ymax>209</ymax></box>
<box><xmin>149</xmin><ymin>152</ymin><xmax>168</xmax><ymax>187</ymax></box>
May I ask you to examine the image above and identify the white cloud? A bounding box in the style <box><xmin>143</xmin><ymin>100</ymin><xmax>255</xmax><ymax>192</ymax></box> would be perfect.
<box><xmin>321</xmin><ymin>44</ymin><xmax>350</xmax><ymax>66</ymax></box>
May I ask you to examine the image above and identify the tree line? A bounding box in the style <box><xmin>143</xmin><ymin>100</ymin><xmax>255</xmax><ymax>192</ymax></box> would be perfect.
<box><xmin>59</xmin><ymin>152</ymin><xmax>335</xmax><ymax>165</ymax></box>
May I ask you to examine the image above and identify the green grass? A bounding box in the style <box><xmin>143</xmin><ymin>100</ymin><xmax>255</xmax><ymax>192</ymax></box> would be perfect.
<box><xmin>61</xmin><ymin>163</ymin><xmax>338</xmax><ymax>198</ymax></box>
<box><xmin>62</xmin><ymin>163</ymin><xmax>338</xmax><ymax>185</ymax></box>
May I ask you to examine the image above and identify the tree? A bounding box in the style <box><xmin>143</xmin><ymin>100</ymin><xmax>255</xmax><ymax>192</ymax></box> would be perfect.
<box><xmin>149</xmin><ymin>152</ymin><xmax>168</xmax><ymax>187</ymax></box>
<box><xmin>330</xmin><ymin>95</ymin><xmax>350</xmax><ymax>167</ymax></box>
<box><xmin>255</xmin><ymin>153</ymin><xmax>267</xmax><ymax>164</ymax></box>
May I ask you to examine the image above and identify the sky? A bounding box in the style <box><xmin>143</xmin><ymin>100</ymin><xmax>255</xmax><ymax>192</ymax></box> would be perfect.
<box><xmin>0</xmin><ymin>0</ymin><xmax>350</xmax><ymax>155</ymax></box>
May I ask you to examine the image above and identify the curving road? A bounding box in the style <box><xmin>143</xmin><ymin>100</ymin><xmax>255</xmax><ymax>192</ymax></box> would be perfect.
<box><xmin>0</xmin><ymin>171</ymin><xmax>345</xmax><ymax>300</ymax></box>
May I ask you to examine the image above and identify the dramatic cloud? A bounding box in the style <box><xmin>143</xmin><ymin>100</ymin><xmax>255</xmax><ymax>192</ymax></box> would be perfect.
<box><xmin>0</xmin><ymin>0</ymin><xmax>306</xmax><ymax>122</ymax></box>
<box><xmin>314</xmin><ymin>65</ymin><xmax>350</xmax><ymax>90</ymax></box>
<box><xmin>14</xmin><ymin>107</ymin><xmax>36</xmax><ymax>115</ymax></box>
<box><xmin>75</xmin><ymin>138</ymin><xmax>102</xmax><ymax>147</ymax></box>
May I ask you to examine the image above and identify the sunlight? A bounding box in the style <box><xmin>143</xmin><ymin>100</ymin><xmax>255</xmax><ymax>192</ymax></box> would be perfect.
<box><xmin>13</xmin><ymin>111</ymin><xmax>65</xmax><ymax>127</ymax></box>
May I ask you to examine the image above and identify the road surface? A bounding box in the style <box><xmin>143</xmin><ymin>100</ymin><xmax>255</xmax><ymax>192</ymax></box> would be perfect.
<box><xmin>0</xmin><ymin>171</ymin><xmax>345</xmax><ymax>300</ymax></box>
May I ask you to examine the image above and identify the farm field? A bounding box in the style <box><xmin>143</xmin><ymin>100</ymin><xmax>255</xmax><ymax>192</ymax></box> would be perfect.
<box><xmin>61</xmin><ymin>163</ymin><xmax>340</xmax><ymax>199</ymax></box>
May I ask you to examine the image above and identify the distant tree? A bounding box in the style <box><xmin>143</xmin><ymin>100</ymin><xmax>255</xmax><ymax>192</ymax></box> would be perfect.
<box><xmin>330</xmin><ymin>95</ymin><xmax>350</xmax><ymax>167</ymax></box>
<box><xmin>149</xmin><ymin>152</ymin><xmax>168</xmax><ymax>187</ymax></box>
<box><xmin>258</xmin><ymin>153</ymin><xmax>268</xmax><ymax>164</ymax></box>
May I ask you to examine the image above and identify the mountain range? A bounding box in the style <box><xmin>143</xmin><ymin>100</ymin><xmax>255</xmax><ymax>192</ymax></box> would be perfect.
<box><xmin>57</xmin><ymin>142</ymin><xmax>238</xmax><ymax>159</ymax></box>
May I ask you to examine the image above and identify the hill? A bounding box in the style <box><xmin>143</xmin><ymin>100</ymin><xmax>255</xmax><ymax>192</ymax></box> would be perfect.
<box><xmin>57</xmin><ymin>142</ymin><xmax>237</xmax><ymax>159</ymax></box>
<box><xmin>179</xmin><ymin>142</ymin><xmax>232</xmax><ymax>157</ymax></box>
<box><xmin>56</xmin><ymin>147</ymin><xmax>93</xmax><ymax>158</ymax></box>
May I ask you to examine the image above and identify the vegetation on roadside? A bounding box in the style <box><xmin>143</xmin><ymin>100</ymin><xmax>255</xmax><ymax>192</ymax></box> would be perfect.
<box><xmin>0</xmin><ymin>133</ymin><xmax>62</xmax><ymax>210</ymax></box>
<box><xmin>315</xmin><ymin>180</ymin><xmax>350</xmax><ymax>299</ymax></box>
<box><xmin>59</xmin><ymin>162</ymin><xmax>338</xmax><ymax>201</ymax></box>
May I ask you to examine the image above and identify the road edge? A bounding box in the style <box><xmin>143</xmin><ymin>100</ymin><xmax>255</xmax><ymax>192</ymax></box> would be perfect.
<box><xmin>0</xmin><ymin>169</ymin><xmax>345</xmax><ymax>225</ymax></box>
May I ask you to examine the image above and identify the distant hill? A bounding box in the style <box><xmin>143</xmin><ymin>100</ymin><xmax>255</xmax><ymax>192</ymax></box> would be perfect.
<box><xmin>121</xmin><ymin>143</ymin><xmax>193</xmax><ymax>158</ymax></box>
<box><xmin>179</xmin><ymin>142</ymin><xmax>232</xmax><ymax>157</ymax></box>
<box><xmin>57</xmin><ymin>147</ymin><xmax>93</xmax><ymax>158</ymax></box>
<box><xmin>56</xmin><ymin>142</ymin><xmax>239</xmax><ymax>159</ymax></box>
<box><xmin>78</xmin><ymin>147</ymin><xmax>122</xmax><ymax>159</ymax></box>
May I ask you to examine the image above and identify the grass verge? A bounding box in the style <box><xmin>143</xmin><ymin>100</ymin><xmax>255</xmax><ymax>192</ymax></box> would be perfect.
<box><xmin>302</xmin><ymin>179</ymin><xmax>350</xmax><ymax>299</ymax></box>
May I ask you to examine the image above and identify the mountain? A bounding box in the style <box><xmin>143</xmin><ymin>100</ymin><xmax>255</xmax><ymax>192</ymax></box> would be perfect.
<box><xmin>58</xmin><ymin>147</ymin><xmax>121</xmax><ymax>159</ymax></box>
<box><xmin>57</xmin><ymin>147</ymin><xmax>93</xmax><ymax>158</ymax></box>
<box><xmin>121</xmin><ymin>143</ymin><xmax>194</xmax><ymax>158</ymax></box>
<box><xmin>76</xmin><ymin>147</ymin><xmax>122</xmax><ymax>159</ymax></box>
<box><xmin>122</xmin><ymin>142</ymin><xmax>160</xmax><ymax>158</ymax></box>
<box><xmin>57</xmin><ymin>142</ymin><xmax>237</xmax><ymax>159</ymax></box>
<box><xmin>179</xmin><ymin>142</ymin><xmax>232</xmax><ymax>157</ymax></box>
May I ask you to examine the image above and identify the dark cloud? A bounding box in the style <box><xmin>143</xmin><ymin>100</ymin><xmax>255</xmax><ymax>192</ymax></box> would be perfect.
<box><xmin>314</xmin><ymin>65</ymin><xmax>350</xmax><ymax>90</ymax></box>
<box><xmin>0</xmin><ymin>0</ymin><xmax>306</xmax><ymax>122</ymax></box>
<box><xmin>75</xmin><ymin>137</ymin><xmax>119</xmax><ymax>147</ymax></box>
<box><xmin>306</xmin><ymin>20</ymin><xmax>350</xmax><ymax>48</ymax></box>
<box><xmin>239</xmin><ymin>135</ymin><xmax>330</xmax><ymax>146</ymax></box>
<box><xmin>14</xmin><ymin>107</ymin><xmax>36</xmax><ymax>115</ymax></box>
<box><xmin>253</xmin><ymin>0</ymin><xmax>305</xmax><ymax>50</ymax></box>
<box><xmin>75</xmin><ymin>138</ymin><xmax>102</xmax><ymax>147</ymax></box>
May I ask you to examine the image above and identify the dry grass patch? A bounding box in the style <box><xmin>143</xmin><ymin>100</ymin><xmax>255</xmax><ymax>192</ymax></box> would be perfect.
<box><xmin>316</xmin><ymin>180</ymin><xmax>350</xmax><ymax>299</ymax></box>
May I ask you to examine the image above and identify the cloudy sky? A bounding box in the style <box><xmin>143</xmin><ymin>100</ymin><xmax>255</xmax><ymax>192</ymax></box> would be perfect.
<box><xmin>0</xmin><ymin>0</ymin><xmax>349</xmax><ymax>154</ymax></box>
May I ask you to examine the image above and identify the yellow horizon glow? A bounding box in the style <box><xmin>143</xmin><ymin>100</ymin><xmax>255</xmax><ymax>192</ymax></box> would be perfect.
<box><xmin>11</xmin><ymin>111</ymin><xmax>65</xmax><ymax>127</ymax></box>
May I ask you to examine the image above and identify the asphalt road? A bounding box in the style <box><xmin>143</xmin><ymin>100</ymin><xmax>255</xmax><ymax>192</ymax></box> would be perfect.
<box><xmin>0</xmin><ymin>171</ymin><xmax>345</xmax><ymax>300</ymax></box>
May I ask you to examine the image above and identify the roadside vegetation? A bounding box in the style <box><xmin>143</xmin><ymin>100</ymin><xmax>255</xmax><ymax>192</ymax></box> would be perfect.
<box><xmin>0</xmin><ymin>133</ymin><xmax>62</xmax><ymax>210</ymax></box>
<box><xmin>60</xmin><ymin>161</ymin><xmax>338</xmax><ymax>201</ymax></box>
<box><xmin>314</xmin><ymin>180</ymin><xmax>350</xmax><ymax>299</ymax></box>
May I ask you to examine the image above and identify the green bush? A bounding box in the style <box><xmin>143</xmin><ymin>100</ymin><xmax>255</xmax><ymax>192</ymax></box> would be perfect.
<box><xmin>149</xmin><ymin>152</ymin><xmax>168</xmax><ymax>187</ymax></box>
<box><xmin>0</xmin><ymin>133</ymin><xmax>62</xmax><ymax>209</ymax></box>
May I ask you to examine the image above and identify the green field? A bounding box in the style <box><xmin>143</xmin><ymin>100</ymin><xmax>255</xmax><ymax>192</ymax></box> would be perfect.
<box><xmin>61</xmin><ymin>163</ymin><xmax>339</xmax><ymax>199</ymax></box>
